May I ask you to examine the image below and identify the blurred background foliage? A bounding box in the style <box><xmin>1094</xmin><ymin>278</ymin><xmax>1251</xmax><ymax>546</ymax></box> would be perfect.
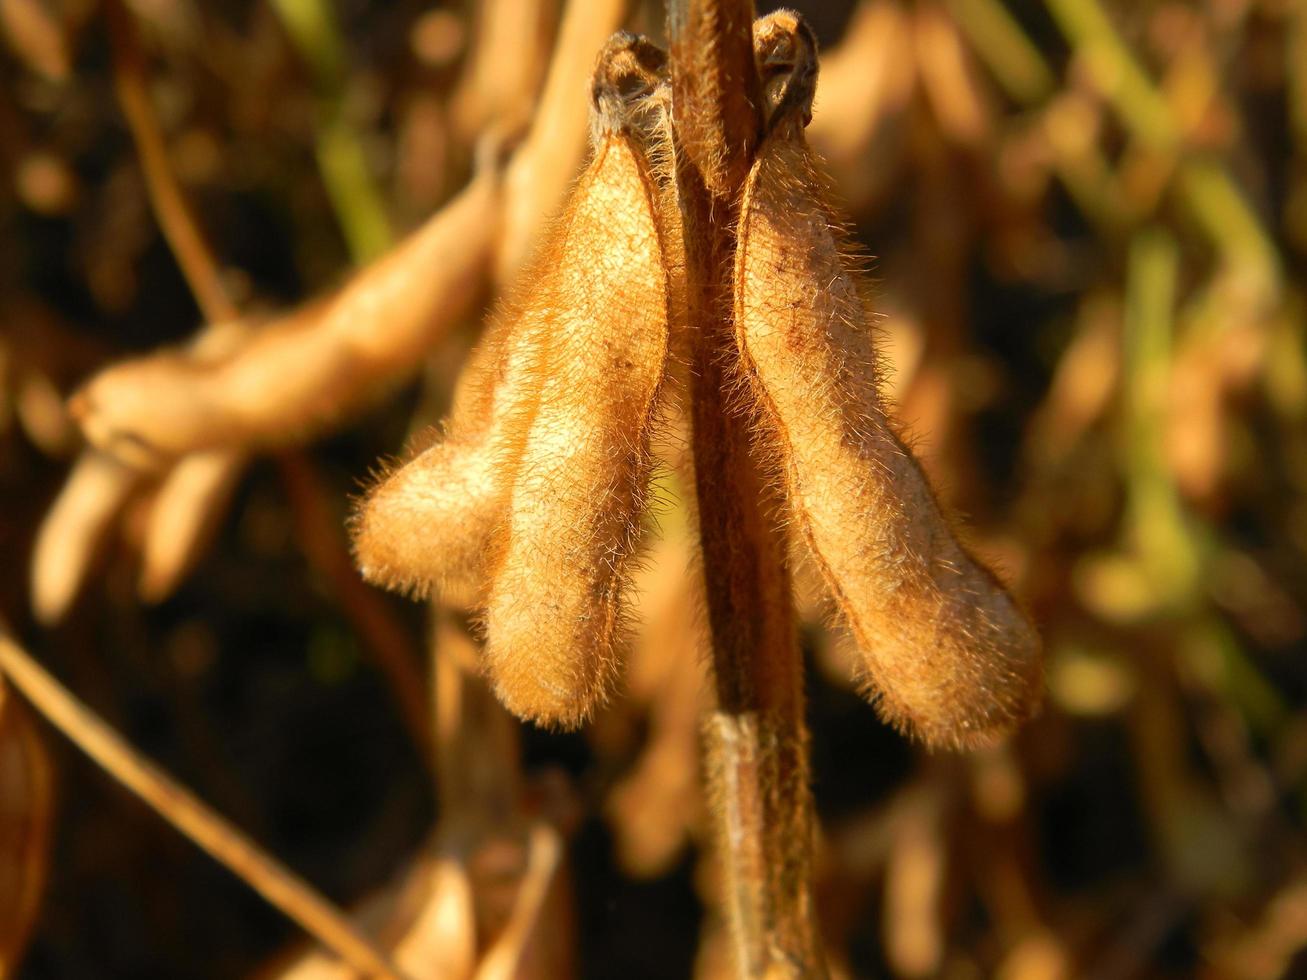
<box><xmin>3</xmin><ymin>0</ymin><xmax>1307</xmax><ymax>977</ymax></box>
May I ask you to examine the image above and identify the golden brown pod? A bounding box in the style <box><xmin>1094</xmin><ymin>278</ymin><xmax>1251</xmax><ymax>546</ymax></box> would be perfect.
<box><xmin>139</xmin><ymin>450</ymin><xmax>247</xmax><ymax>603</ymax></box>
<box><xmin>735</xmin><ymin>11</ymin><xmax>1041</xmax><ymax>749</ymax></box>
<box><xmin>482</xmin><ymin>33</ymin><xmax>673</xmax><ymax>728</ymax></box>
<box><xmin>351</xmin><ymin>35</ymin><xmax>673</xmax><ymax>619</ymax></box>
<box><xmin>349</xmin><ymin>303</ymin><xmax>542</xmax><ymax>608</ymax></box>
<box><xmin>69</xmin><ymin>166</ymin><xmax>502</xmax><ymax>467</ymax></box>
<box><xmin>30</xmin><ymin>451</ymin><xmax>136</xmax><ymax>624</ymax></box>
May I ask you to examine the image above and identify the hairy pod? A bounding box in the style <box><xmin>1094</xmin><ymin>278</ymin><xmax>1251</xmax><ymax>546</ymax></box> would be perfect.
<box><xmin>735</xmin><ymin>11</ymin><xmax>1041</xmax><ymax>749</ymax></box>
<box><xmin>482</xmin><ymin>33</ymin><xmax>673</xmax><ymax>729</ymax></box>
<box><xmin>351</xmin><ymin>35</ymin><xmax>673</xmax><ymax>627</ymax></box>
<box><xmin>350</xmin><ymin>435</ymin><xmax>501</xmax><ymax>609</ymax></box>
<box><xmin>350</xmin><ymin>298</ymin><xmax>543</xmax><ymax>608</ymax></box>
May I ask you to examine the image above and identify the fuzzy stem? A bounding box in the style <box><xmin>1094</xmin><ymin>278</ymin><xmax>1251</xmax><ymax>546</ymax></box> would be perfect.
<box><xmin>668</xmin><ymin>2</ymin><xmax>825</xmax><ymax>975</ymax></box>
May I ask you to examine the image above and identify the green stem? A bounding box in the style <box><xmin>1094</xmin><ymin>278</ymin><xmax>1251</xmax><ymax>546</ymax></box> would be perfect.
<box><xmin>272</xmin><ymin>0</ymin><xmax>393</xmax><ymax>261</ymax></box>
<box><xmin>946</xmin><ymin>0</ymin><xmax>1054</xmax><ymax>104</ymax></box>
<box><xmin>1122</xmin><ymin>228</ymin><xmax>1198</xmax><ymax>603</ymax></box>
<box><xmin>1043</xmin><ymin>0</ymin><xmax>1280</xmax><ymax>299</ymax></box>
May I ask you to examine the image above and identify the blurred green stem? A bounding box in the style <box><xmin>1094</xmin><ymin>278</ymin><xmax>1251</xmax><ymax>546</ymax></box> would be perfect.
<box><xmin>1123</xmin><ymin>232</ymin><xmax>1286</xmax><ymax>731</ymax></box>
<box><xmin>272</xmin><ymin>0</ymin><xmax>393</xmax><ymax>261</ymax></box>
<box><xmin>1043</xmin><ymin>0</ymin><xmax>1280</xmax><ymax>301</ymax></box>
<box><xmin>1123</xmin><ymin>229</ymin><xmax>1199</xmax><ymax>603</ymax></box>
<box><xmin>1182</xmin><ymin>618</ymin><xmax>1286</xmax><ymax>735</ymax></box>
<box><xmin>1043</xmin><ymin>0</ymin><xmax>1176</xmax><ymax>149</ymax></box>
<box><xmin>946</xmin><ymin>0</ymin><xmax>1054</xmax><ymax>104</ymax></box>
<box><xmin>950</xmin><ymin>0</ymin><xmax>1123</xmax><ymax>229</ymax></box>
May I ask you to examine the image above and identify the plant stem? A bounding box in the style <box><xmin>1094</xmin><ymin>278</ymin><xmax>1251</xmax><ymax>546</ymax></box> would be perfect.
<box><xmin>1121</xmin><ymin>229</ymin><xmax>1199</xmax><ymax>607</ymax></box>
<box><xmin>1043</xmin><ymin>0</ymin><xmax>1280</xmax><ymax>299</ymax></box>
<box><xmin>667</xmin><ymin>0</ymin><xmax>759</xmax><ymax>198</ymax></box>
<box><xmin>946</xmin><ymin>0</ymin><xmax>1054</xmax><ymax>104</ymax></box>
<box><xmin>0</xmin><ymin>631</ymin><xmax>404</xmax><ymax>980</ymax></box>
<box><xmin>105</xmin><ymin>0</ymin><xmax>238</xmax><ymax>323</ymax></box>
<box><xmin>272</xmin><ymin>0</ymin><xmax>393</xmax><ymax>262</ymax></box>
<box><xmin>668</xmin><ymin>2</ymin><xmax>825</xmax><ymax>975</ymax></box>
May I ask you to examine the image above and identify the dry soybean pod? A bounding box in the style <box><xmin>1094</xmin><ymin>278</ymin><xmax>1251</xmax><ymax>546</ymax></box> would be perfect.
<box><xmin>735</xmin><ymin>11</ymin><xmax>1041</xmax><ymax>749</ymax></box>
<box><xmin>350</xmin><ymin>295</ymin><xmax>545</xmax><ymax>607</ymax></box>
<box><xmin>351</xmin><ymin>36</ymin><xmax>673</xmax><ymax>617</ymax></box>
<box><xmin>482</xmin><ymin>33</ymin><xmax>673</xmax><ymax>729</ymax></box>
<box><xmin>350</xmin><ymin>438</ymin><xmax>502</xmax><ymax>608</ymax></box>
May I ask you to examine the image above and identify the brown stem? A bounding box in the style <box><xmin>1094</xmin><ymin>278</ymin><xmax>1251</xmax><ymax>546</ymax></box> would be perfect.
<box><xmin>668</xmin><ymin>2</ymin><xmax>825</xmax><ymax>975</ymax></box>
<box><xmin>104</xmin><ymin>0</ymin><xmax>238</xmax><ymax>324</ymax></box>
<box><xmin>668</xmin><ymin>0</ymin><xmax>760</xmax><ymax>198</ymax></box>
<box><xmin>0</xmin><ymin>631</ymin><xmax>404</xmax><ymax>980</ymax></box>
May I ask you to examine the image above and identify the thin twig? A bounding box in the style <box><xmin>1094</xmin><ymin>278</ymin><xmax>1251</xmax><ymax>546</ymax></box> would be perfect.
<box><xmin>0</xmin><ymin>631</ymin><xmax>406</xmax><ymax>980</ymax></box>
<box><xmin>102</xmin><ymin>0</ymin><xmax>251</xmax><ymax>609</ymax></box>
<box><xmin>0</xmin><ymin>672</ymin><xmax>55</xmax><ymax>976</ymax></box>
<box><xmin>105</xmin><ymin>0</ymin><xmax>239</xmax><ymax>323</ymax></box>
<box><xmin>668</xmin><ymin>1</ymin><xmax>826</xmax><ymax>975</ymax></box>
